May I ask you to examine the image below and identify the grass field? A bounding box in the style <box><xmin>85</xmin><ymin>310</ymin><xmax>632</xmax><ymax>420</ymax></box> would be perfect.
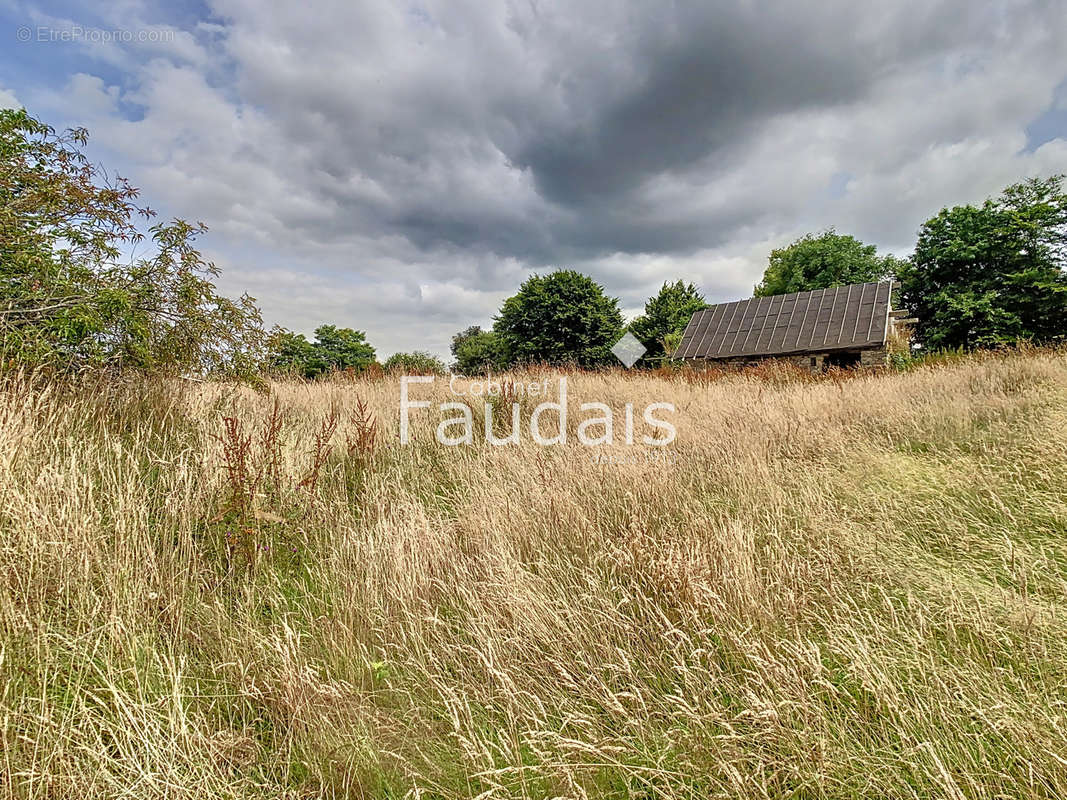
<box><xmin>2</xmin><ymin>352</ymin><xmax>1067</xmax><ymax>799</ymax></box>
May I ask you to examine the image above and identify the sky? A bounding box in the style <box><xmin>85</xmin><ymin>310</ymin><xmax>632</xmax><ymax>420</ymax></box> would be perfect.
<box><xmin>3</xmin><ymin>0</ymin><xmax>1066</xmax><ymax>360</ymax></box>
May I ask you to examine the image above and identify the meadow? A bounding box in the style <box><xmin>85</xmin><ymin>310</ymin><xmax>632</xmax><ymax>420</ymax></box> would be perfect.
<box><xmin>1</xmin><ymin>352</ymin><xmax>1066</xmax><ymax>799</ymax></box>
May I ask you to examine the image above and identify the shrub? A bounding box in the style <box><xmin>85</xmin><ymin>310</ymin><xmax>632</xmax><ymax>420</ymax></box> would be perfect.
<box><xmin>383</xmin><ymin>350</ymin><xmax>447</xmax><ymax>375</ymax></box>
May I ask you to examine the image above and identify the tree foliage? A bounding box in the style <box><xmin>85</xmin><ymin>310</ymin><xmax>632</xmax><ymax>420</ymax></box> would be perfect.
<box><xmin>0</xmin><ymin>108</ymin><xmax>269</xmax><ymax>377</ymax></box>
<box><xmin>493</xmin><ymin>270</ymin><xmax>624</xmax><ymax>367</ymax></box>
<box><xmin>755</xmin><ymin>230</ymin><xmax>899</xmax><ymax>297</ymax></box>
<box><xmin>629</xmin><ymin>280</ymin><xmax>708</xmax><ymax>362</ymax></box>
<box><xmin>383</xmin><ymin>350</ymin><xmax>447</xmax><ymax>375</ymax></box>
<box><xmin>450</xmin><ymin>325</ymin><xmax>506</xmax><ymax>374</ymax></box>
<box><xmin>898</xmin><ymin>176</ymin><xmax>1067</xmax><ymax>350</ymax></box>
<box><xmin>271</xmin><ymin>325</ymin><xmax>376</xmax><ymax>378</ymax></box>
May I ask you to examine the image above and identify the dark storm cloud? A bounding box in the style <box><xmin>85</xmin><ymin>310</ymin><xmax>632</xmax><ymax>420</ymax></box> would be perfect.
<box><xmin>512</xmin><ymin>5</ymin><xmax>874</xmax><ymax>206</ymax></box>
<box><xmin>502</xmin><ymin>0</ymin><xmax>1023</xmax><ymax>221</ymax></box>
<box><xmin>210</xmin><ymin>0</ymin><xmax>1026</xmax><ymax>261</ymax></box>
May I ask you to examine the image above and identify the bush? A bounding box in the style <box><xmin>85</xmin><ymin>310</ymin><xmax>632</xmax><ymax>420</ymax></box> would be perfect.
<box><xmin>383</xmin><ymin>351</ymin><xmax>447</xmax><ymax>375</ymax></box>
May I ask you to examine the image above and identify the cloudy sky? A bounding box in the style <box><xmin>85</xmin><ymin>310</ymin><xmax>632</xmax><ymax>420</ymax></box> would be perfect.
<box><xmin>3</xmin><ymin>0</ymin><xmax>1066</xmax><ymax>358</ymax></box>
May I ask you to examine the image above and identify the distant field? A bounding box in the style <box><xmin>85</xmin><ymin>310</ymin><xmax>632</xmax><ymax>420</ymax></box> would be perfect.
<box><xmin>2</xmin><ymin>353</ymin><xmax>1066</xmax><ymax>799</ymax></box>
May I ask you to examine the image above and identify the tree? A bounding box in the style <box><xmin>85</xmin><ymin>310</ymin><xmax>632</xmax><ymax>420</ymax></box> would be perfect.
<box><xmin>629</xmin><ymin>280</ymin><xmax>708</xmax><ymax>362</ymax></box>
<box><xmin>0</xmin><ymin>108</ymin><xmax>269</xmax><ymax>377</ymax></box>
<box><xmin>898</xmin><ymin>176</ymin><xmax>1067</xmax><ymax>350</ymax></box>
<box><xmin>270</xmin><ymin>331</ymin><xmax>321</xmax><ymax>376</ymax></box>
<box><xmin>493</xmin><ymin>270</ymin><xmax>624</xmax><ymax>367</ymax></box>
<box><xmin>383</xmin><ymin>351</ymin><xmax>447</xmax><ymax>374</ymax></box>
<box><xmin>271</xmin><ymin>325</ymin><xmax>376</xmax><ymax>378</ymax></box>
<box><xmin>755</xmin><ymin>230</ymin><xmax>899</xmax><ymax>297</ymax></box>
<box><xmin>313</xmin><ymin>325</ymin><xmax>377</xmax><ymax>372</ymax></box>
<box><xmin>450</xmin><ymin>325</ymin><xmax>506</xmax><ymax>374</ymax></box>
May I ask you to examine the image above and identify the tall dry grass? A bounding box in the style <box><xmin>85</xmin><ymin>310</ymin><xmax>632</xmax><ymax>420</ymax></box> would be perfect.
<box><xmin>1</xmin><ymin>353</ymin><xmax>1066</xmax><ymax>798</ymax></box>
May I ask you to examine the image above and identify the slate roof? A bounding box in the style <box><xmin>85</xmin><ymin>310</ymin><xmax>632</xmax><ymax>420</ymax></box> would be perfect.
<box><xmin>675</xmin><ymin>281</ymin><xmax>892</xmax><ymax>360</ymax></box>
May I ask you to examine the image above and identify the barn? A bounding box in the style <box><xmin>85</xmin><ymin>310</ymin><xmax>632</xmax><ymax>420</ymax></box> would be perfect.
<box><xmin>674</xmin><ymin>280</ymin><xmax>907</xmax><ymax>370</ymax></box>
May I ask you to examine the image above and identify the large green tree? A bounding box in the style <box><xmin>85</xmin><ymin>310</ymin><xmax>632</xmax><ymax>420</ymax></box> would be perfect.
<box><xmin>629</xmin><ymin>280</ymin><xmax>708</xmax><ymax>362</ymax></box>
<box><xmin>494</xmin><ymin>270</ymin><xmax>624</xmax><ymax>367</ymax></box>
<box><xmin>0</xmin><ymin>108</ymin><xmax>269</xmax><ymax>376</ymax></box>
<box><xmin>271</xmin><ymin>325</ymin><xmax>376</xmax><ymax>378</ymax></box>
<box><xmin>898</xmin><ymin>176</ymin><xmax>1067</xmax><ymax>350</ymax></box>
<box><xmin>755</xmin><ymin>230</ymin><xmax>899</xmax><ymax>297</ymax></box>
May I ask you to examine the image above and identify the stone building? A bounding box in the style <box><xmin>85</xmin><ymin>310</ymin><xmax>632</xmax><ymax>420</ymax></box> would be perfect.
<box><xmin>674</xmin><ymin>280</ymin><xmax>908</xmax><ymax>370</ymax></box>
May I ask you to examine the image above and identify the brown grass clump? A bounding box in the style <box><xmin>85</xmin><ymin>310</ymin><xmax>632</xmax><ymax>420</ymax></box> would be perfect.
<box><xmin>1</xmin><ymin>352</ymin><xmax>1067</xmax><ymax>798</ymax></box>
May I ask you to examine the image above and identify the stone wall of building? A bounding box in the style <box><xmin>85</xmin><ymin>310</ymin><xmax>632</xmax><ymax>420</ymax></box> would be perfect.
<box><xmin>859</xmin><ymin>347</ymin><xmax>888</xmax><ymax>368</ymax></box>
<box><xmin>691</xmin><ymin>347</ymin><xmax>887</xmax><ymax>372</ymax></box>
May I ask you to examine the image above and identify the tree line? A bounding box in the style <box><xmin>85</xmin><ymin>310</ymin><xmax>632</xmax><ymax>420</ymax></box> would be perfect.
<box><xmin>449</xmin><ymin>173</ymin><xmax>1067</xmax><ymax>371</ymax></box>
<box><xmin>2</xmin><ymin>108</ymin><xmax>1065</xmax><ymax>380</ymax></box>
